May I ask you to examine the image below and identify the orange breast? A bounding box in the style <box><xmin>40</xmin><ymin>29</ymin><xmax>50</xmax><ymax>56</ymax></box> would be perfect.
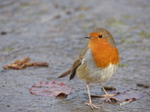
<box><xmin>88</xmin><ymin>39</ymin><xmax>119</xmax><ymax>68</ymax></box>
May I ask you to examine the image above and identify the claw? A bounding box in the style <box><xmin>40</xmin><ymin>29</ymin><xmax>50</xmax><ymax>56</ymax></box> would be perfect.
<box><xmin>85</xmin><ymin>102</ymin><xmax>100</xmax><ymax>109</ymax></box>
<box><xmin>100</xmin><ymin>83</ymin><xmax>119</xmax><ymax>102</ymax></box>
<box><xmin>100</xmin><ymin>94</ymin><xmax>119</xmax><ymax>102</ymax></box>
<box><xmin>85</xmin><ymin>82</ymin><xmax>101</xmax><ymax>109</ymax></box>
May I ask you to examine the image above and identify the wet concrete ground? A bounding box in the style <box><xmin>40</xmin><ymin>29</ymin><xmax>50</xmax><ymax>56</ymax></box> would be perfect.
<box><xmin>0</xmin><ymin>0</ymin><xmax>150</xmax><ymax>112</ymax></box>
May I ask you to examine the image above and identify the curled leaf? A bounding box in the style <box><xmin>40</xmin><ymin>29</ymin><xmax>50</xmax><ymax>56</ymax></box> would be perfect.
<box><xmin>3</xmin><ymin>57</ymin><xmax>48</xmax><ymax>70</ymax></box>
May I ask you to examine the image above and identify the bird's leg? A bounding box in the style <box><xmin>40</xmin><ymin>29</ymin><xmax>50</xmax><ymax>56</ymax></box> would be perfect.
<box><xmin>100</xmin><ymin>83</ymin><xmax>119</xmax><ymax>102</ymax></box>
<box><xmin>85</xmin><ymin>82</ymin><xmax>100</xmax><ymax>109</ymax></box>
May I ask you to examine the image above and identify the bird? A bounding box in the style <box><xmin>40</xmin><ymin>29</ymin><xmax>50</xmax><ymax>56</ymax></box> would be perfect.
<box><xmin>58</xmin><ymin>28</ymin><xmax>119</xmax><ymax>109</ymax></box>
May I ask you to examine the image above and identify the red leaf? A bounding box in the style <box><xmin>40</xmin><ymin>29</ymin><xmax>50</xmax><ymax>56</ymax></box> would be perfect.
<box><xmin>29</xmin><ymin>81</ymin><xmax>72</xmax><ymax>98</ymax></box>
<box><xmin>91</xmin><ymin>88</ymin><xmax>145</xmax><ymax>105</ymax></box>
<box><xmin>107</xmin><ymin>88</ymin><xmax>144</xmax><ymax>105</ymax></box>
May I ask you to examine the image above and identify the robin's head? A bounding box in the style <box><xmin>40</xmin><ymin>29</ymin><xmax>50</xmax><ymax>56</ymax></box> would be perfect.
<box><xmin>85</xmin><ymin>28</ymin><xmax>116</xmax><ymax>47</ymax></box>
<box><xmin>85</xmin><ymin>28</ymin><xmax>119</xmax><ymax>68</ymax></box>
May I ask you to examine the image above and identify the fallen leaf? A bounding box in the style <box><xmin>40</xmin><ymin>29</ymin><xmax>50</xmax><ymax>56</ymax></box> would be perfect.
<box><xmin>103</xmin><ymin>86</ymin><xmax>116</xmax><ymax>90</ymax></box>
<box><xmin>1</xmin><ymin>31</ymin><xmax>7</xmax><ymax>35</ymax></box>
<box><xmin>136</xmin><ymin>83</ymin><xmax>149</xmax><ymax>88</ymax></box>
<box><xmin>91</xmin><ymin>88</ymin><xmax>144</xmax><ymax>105</ymax></box>
<box><xmin>29</xmin><ymin>81</ymin><xmax>72</xmax><ymax>98</ymax></box>
<box><xmin>3</xmin><ymin>57</ymin><xmax>48</xmax><ymax>70</ymax></box>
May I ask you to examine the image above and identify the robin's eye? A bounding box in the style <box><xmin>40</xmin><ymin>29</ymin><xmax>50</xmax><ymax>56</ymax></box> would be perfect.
<box><xmin>98</xmin><ymin>35</ymin><xmax>103</xmax><ymax>38</ymax></box>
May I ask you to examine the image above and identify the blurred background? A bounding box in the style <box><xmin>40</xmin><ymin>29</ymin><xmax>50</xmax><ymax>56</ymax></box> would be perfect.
<box><xmin>0</xmin><ymin>0</ymin><xmax>150</xmax><ymax>112</ymax></box>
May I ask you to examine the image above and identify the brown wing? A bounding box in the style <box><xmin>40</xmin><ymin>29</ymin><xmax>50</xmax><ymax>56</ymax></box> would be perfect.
<box><xmin>58</xmin><ymin>58</ymin><xmax>81</xmax><ymax>79</ymax></box>
<box><xmin>69</xmin><ymin>58</ymin><xmax>81</xmax><ymax>79</ymax></box>
<box><xmin>58</xmin><ymin>44</ymin><xmax>88</xmax><ymax>79</ymax></box>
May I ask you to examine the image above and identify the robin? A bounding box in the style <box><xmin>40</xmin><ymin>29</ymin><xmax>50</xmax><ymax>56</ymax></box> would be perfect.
<box><xmin>58</xmin><ymin>28</ymin><xmax>119</xmax><ymax>108</ymax></box>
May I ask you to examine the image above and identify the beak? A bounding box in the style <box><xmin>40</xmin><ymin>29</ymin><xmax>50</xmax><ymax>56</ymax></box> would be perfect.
<box><xmin>84</xmin><ymin>36</ymin><xmax>92</xmax><ymax>39</ymax></box>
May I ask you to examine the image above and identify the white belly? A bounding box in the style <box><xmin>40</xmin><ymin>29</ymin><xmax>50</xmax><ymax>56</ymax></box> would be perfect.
<box><xmin>77</xmin><ymin>49</ymin><xmax>118</xmax><ymax>83</ymax></box>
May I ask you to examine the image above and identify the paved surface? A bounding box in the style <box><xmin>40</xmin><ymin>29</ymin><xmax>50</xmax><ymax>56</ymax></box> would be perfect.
<box><xmin>0</xmin><ymin>0</ymin><xmax>150</xmax><ymax>112</ymax></box>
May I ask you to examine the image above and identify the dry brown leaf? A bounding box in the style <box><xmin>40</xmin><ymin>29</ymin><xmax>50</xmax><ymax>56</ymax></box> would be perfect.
<box><xmin>3</xmin><ymin>57</ymin><xmax>48</xmax><ymax>70</ymax></box>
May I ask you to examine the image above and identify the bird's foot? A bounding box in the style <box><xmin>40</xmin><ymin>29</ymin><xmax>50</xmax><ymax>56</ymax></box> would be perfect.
<box><xmin>100</xmin><ymin>94</ymin><xmax>119</xmax><ymax>102</ymax></box>
<box><xmin>85</xmin><ymin>101</ymin><xmax>100</xmax><ymax>109</ymax></box>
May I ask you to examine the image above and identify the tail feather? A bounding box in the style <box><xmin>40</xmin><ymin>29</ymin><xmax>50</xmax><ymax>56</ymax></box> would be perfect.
<box><xmin>58</xmin><ymin>70</ymin><xmax>71</xmax><ymax>78</ymax></box>
<box><xmin>58</xmin><ymin>58</ymin><xmax>81</xmax><ymax>79</ymax></box>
